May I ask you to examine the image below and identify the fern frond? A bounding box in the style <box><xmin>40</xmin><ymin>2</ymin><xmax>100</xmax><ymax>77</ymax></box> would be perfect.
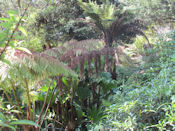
<box><xmin>78</xmin><ymin>0</ymin><xmax>116</xmax><ymax>29</ymax></box>
<box><xmin>43</xmin><ymin>39</ymin><xmax>104</xmax><ymax>60</ymax></box>
<box><xmin>78</xmin><ymin>0</ymin><xmax>147</xmax><ymax>45</ymax></box>
<box><xmin>0</xmin><ymin>48</ymin><xmax>78</xmax><ymax>84</ymax></box>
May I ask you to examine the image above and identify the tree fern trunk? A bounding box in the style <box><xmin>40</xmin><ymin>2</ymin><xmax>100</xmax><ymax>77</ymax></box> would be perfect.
<box><xmin>104</xmin><ymin>30</ymin><xmax>113</xmax><ymax>47</ymax></box>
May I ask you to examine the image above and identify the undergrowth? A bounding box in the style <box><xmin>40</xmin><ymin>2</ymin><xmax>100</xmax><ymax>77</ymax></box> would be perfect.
<box><xmin>100</xmin><ymin>30</ymin><xmax>175</xmax><ymax>130</ymax></box>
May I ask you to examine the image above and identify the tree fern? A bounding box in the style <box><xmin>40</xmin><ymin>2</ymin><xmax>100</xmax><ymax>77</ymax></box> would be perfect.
<box><xmin>78</xmin><ymin>0</ymin><xmax>116</xmax><ymax>30</ymax></box>
<box><xmin>78</xmin><ymin>0</ymin><xmax>147</xmax><ymax>46</ymax></box>
<box><xmin>0</xmin><ymin>48</ymin><xmax>78</xmax><ymax>84</ymax></box>
<box><xmin>0</xmin><ymin>48</ymin><xmax>78</xmax><ymax>121</ymax></box>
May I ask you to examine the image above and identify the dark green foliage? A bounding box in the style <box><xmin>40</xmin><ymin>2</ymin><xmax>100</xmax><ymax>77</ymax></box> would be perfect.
<box><xmin>35</xmin><ymin>0</ymin><xmax>101</xmax><ymax>44</ymax></box>
<box><xmin>73</xmin><ymin>72</ymin><xmax>117</xmax><ymax>129</ymax></box>
<box><xmin>61</xmin><ymin>20</ymin><xmax>102</xmax><ymax>41</ymax></box>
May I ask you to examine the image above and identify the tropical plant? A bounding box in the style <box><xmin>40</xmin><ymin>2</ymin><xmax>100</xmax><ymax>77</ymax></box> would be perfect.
<box><xmin>0</xmin><ymin>112</ymin><xmax>39</xmax><ymax>131</ymax></box>
<box><xmin>78</xmin><ymin>0</ymin><xmax>147</xmax><ymax>47</ymax></box>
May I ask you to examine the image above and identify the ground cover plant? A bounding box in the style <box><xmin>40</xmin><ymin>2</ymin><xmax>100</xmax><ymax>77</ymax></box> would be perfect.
<box><xmin>1</xmin><ymin>0</ymin><xmax>175</xmax><ymax>131</ymax></box>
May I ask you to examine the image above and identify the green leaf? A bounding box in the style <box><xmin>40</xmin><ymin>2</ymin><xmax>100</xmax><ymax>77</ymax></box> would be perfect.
<box><xmin>0</xmin><ymin>22</ymin><xmax>13</xmax><ymax>28</ymax></box>
<box><xmin>9</xmin><ymin>120</ymin><xmax>39</xmax><ymax>127</ymax></box>
<box><xmin>14</xmin><ymin>34</ymin><xmax>24</xmax><ymax>40</ymax></box>
<box><xmin>15</xmin><ymin>47</ymin><xmax>32</xmax><ymax>55</ymax></box>
<box><xmin>0</xmin><ymin>32</ymin><xmax>7</xmax><ymax>47</ymax></box>
<box><xmin>0</xmin><ymin>40</ymin><xmax>6</xmax><ymax>47</ymax></box>
<box><xmin>62</xmin><ymin>77</ymin><xmax>69</xmax><ymax>87</ymax></box>
<box><xmin>0</xmin><ymin>53</ymin><xmax>5</xmax><ymax>60</ymax></box>
<box><xmin>165</xmin><ymin>88</ymin><xmax>171</xmax><ymax>96</ymax></box>
<box><xmin>37</xmin><ymin>86</ymin><xmax>48</xmax><ymax>92</ymax></box>
<box><xmin>171</xmin><ymin>54</ymin><xmax>175</xmax><ymax>61</ymax></box>
<box><xmin>10</xmin><ymin>110</ymin><xmax>21</xmax><ymax>114</ymax></box>
<box><xmin>102</xmin><ymin>99</ymin><xmax>111</xmax><ymax>107</ymax></box>
<box><xmin>1</xmin><ymin>58</ymin><xmax>11</xmax><ymax>66</ymax></box>
<box><xmin>0</xmin><ymin>122</ymin><xmax>16</xmax><ymax>131</ymax></box>
<box><xmin>0</xmin><ymin>31</ymin><xmax>7</xmax><ymax>42</ymax></box>
<box><xmin>77</xmin><ymin>86</ymin><xmax>91</xmax><ymax>100</ymax></box>
<box><xmin>7</xmin><ymin>10</ymin><xmax>18</xmax><ymax>16</ymax></box>
<box><xmin>18</xmin><ymin>26</ymin><xmax>27</xmax><ymax>36</ymax></box>
<box><xmin>9</xmin><ymin>41</ymin><xmax>15</xmax><ymax>48</ymax></box>
<box><xmin>0</xmin><ymin>112</ymin><xmax>6</xmax><ymax>121</ymax></box>
<box><xmin>0</xmin><ymin>18</ymin><xmax>10</xmax><ymax>22</ymax></box>
<box><xmin>0</xmin><ymin>31</ymin><xmax>6</xmax><ymax>37</ymax></box>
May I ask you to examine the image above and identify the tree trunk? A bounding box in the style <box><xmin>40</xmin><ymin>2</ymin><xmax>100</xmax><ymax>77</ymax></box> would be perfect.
<box><xmin>104</xmin><ymin>30</ymin><xmax>113</xmax><ymax>47</ymax></box>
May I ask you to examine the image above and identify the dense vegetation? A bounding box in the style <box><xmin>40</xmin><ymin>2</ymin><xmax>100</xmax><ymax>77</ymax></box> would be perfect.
<box><xmin>0</xmin><ymin>0</ymin><xmax>175</xmax><ymax>130</ymax></box>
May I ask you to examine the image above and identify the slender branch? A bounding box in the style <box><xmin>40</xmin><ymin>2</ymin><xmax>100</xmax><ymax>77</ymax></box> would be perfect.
<box><xmin>39</xmin><ymin>76</ymin><xmax>62</xmax><ymax>129</ymax></box>
<box><xmin>33</xmin><ymin>101</ymin><xmax>36</xmax><ymax>122</ymax></box>
<box><xmin>39</xmin><ymin>85</ymin><xmax>57</xmax><ymax>128</ymax></box>
<box><xmin>36</xmin><ymin>86</ymin><xmax>50</xmax><ymax>124</ymax></box>
<box><xmin>3</xmin><ymin>90</ymin><xmax>13</xmax><ymax>106</ymax></box>
<box><xmin>0</xmin><ymin>5</ymin><xmax>29</xmax><ymax>59</ymax></box>
<box><xmin>11</xmin><ymin>81</ymin><xmax>24</xmax><ymax>119</ymax></box>
<box><xmin>25</xmin><ymin>78</ymin><xmax>33</xmax><ymax>121</ymax></box>
<box><xmin>43</xmin><ymin>123</ymin><xmax>55</xmax><ymax>131</ymax></box>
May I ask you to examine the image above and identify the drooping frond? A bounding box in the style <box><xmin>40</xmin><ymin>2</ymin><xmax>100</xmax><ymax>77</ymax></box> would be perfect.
<box><xmin>0</xmin><ymin>47</ymin><xmax>78</xmax><ymax>84</ymax></box>
<box><xmin>42</xmin><ymin>39</ymin><xmax>134</xmax><ymax>78</ymax></box>
<box><xmin>60</xmin><ymin>46</ymin><xmax>134</xmax><ymax>78</ymax></box>
<box><xmin>43</xmin><ymin>39</ymin><xmax>104</xmax><ymax>60</ymax></box>
<box><xmin>63</xmin><ymin>39</ymin><xmax>103</xmax><ymax>51</ymax></box>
